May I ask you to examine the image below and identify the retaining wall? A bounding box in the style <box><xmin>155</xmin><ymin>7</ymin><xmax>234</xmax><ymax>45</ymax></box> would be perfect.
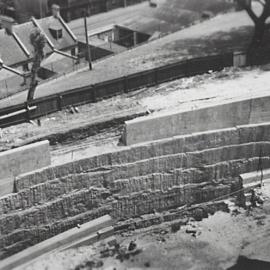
<box><xmin>123</xmin><ymin>95</ymin><xmax>270</xmax><ymax>145</ymax></box>
<box><xmin>0</xmin><ymin>141</ymin><xmax>51</xmax><ymax>197</ymax></box>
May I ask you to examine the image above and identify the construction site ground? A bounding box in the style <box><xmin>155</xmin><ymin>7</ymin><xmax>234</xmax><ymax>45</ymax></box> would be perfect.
<box><xmin>18</xmin><ymin>182</ymin><xmax>270</xmax><ymax>270</ymax></box>
<box><xmin>0</xmin><ymin>4</ymin><xmax>261</xmax><ymax>109</ymax></box>
<box><xmin>1</xmin><ymin>65</ymin><xmax>270</xmax><ymax>166</ymax></box>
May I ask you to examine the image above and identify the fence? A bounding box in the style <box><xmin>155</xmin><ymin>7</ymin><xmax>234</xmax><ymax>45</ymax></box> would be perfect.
<box><xmin>0</xmin><ymin>52</ymin><xmax>237</xmax><ymax>128</ymax></box>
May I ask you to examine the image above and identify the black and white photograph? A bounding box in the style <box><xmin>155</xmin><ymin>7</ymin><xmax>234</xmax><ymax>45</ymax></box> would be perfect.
<box><xmin>0</xmin><ymin>0</ymin><xmax>269</xmax><ymax>269</ymax></box>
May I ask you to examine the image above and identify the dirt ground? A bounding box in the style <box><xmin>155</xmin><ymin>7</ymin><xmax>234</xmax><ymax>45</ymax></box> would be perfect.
<box><xmin>1</xmin><ymin>65</ymin><xmax>270</xmax><ymax>165</ymax></box>
<box><xmin>17</xmin><ymin>182</ymin><xmax>270</xmax><ymax>270</ymax></box>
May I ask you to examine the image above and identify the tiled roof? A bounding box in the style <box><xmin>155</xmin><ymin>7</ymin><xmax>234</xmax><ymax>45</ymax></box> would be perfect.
<box><xmin>14</xmin><ymin>22</ymin><xmax>53</xmax><ymax>60</ymax></box>
<box><xmin>38</xmin><ymin>16</ymin><xmax>76</xmax><ymax>50</ymax></box>
<box><xmin>0</xmin><ymin>30</ymin><xmax>27</xmax><ymax>66</ymax></box>
<box><xmin>0</xmin><ymin>15</ymin><xmax>77</xmax><ymax>67</ymax></box>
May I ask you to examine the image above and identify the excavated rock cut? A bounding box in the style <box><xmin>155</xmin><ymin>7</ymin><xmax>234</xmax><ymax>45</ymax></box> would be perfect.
<box><xmin>0</xmin><ymin>123</ymin><xmax>270</xmax><ymax>259</ymax></box>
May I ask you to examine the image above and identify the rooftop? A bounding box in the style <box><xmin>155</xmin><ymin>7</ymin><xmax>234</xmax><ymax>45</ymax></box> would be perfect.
<box><xmin>0</xmin><ymin>15</ymin><xmax>77</xmax><ymax>67</ymax></box>
<box><xmin>0</xmin><ymin>7</ymin><xmax>255</xmax><ymax>109</ymax></box>
<box><xmin>70</xmin><ymin>0</ymin><xmax>235</xmax><ymax>39</ymax></box>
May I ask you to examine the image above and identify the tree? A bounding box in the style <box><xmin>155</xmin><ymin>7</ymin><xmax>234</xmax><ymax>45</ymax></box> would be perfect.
<box><xmin>27</xmin><ymin>28</ymin><xmax>46</xmax><ymax>101</ymax></box>
<box><xmin>0</xmin><ymin>0</ymin><xmax>14</xmax><ymax>14</ymax></box>
<box><xmin>237</xmin><ymin>0</ymin><xmax>270</xmax><ymax>48</ymax></box>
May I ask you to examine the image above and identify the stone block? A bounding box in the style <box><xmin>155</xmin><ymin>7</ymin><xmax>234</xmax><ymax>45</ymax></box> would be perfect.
<box><xmin>123</xmin><ymin>94</ymin><xmax>270</xmax><ymax>146</ymax></box>
<box><xmin>96</xmin><ymin>154</ymin><xmax>110</xmax><ymax>167</ymax></box>
<box><xmin>110</xmin><ymin>149</ymin><xmax>130</xmax><ymax>165</ymax></box>
<box><xmin>0</xmin><ymin>141</ymin><xmax>50</xmax><ymax>197</ymax></box>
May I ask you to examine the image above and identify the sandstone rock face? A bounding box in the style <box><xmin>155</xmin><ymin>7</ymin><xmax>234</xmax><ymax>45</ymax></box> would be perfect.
<box><xmin>0</xmin><ymin>123</ymin><xmax>270</xmax><ymax>259</ymax></box>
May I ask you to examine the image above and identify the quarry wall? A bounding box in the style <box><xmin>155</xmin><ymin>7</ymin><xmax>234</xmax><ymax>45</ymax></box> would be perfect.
<box><xmin>0</xmin><ymin>123</ymin><xmax>269</xmax><ymax>258</ymax></box>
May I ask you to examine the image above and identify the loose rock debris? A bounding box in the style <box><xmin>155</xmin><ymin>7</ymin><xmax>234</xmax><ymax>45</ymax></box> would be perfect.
<box><xmin>100</xmin><ymin>239</ymin><xmax>142</xmax><ymax>262</ymax></box>
<box><xmin>18</xmin><ymin>186</ymin><xmax>270</xmax><ymax>270</ymax></box>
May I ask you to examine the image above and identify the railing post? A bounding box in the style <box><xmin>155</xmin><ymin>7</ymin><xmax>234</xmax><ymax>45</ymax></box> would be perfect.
<box><xmin>154</xmin><ymin>68</ymin><xmax>158</xmax><ymax>84</ymax></box>
<box><xmin>123</xmin><ymin>76</ymin><xmax>128</xmax><ymax>93</ymax></box>
<box><xmin>92</xmin><ymin>85</ymin><xmax>97</xmax><ymax>102</ymax></box>
<box><xmin>25</xmin><ymin>102</ymin><xmax>31</xmax><ymax>121</ymax></box>
<box><xmin>185</xmin><ymin>60</ymin><xmax>189</xmax><ymax>76</ymax></box>
<box><xmin>57</xmin><ymin>95</ymin><xmax>63</xmax><ymax>110</ymax></box>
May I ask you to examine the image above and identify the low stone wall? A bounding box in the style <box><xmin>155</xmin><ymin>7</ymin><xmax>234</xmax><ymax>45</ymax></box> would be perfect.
<box><xmin>123</xmin><ymin>95</ymin><xmax>270</xmax><ymax>145</ymax></box>
<box><xmin>0</xmin><ymin>141</ymin><xmax>51</xmax><ymax>197</ymax></box>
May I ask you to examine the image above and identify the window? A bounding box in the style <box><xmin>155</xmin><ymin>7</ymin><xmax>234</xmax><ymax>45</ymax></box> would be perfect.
<box><xmin>49</xmin><ymin>26</ymin><xmax>63</xmax><ymax>40</ymax></box>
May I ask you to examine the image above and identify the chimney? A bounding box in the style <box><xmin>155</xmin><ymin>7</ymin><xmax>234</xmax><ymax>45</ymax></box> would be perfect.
<box><xmin>52</xmin><ymin>4</ymin><xmax>60</xmax><ymax>18</ymax></box>
<box><xmin>0</xmin><ymin>15</ymin><xmax>15</xmax><ymax>35</ymax></box>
